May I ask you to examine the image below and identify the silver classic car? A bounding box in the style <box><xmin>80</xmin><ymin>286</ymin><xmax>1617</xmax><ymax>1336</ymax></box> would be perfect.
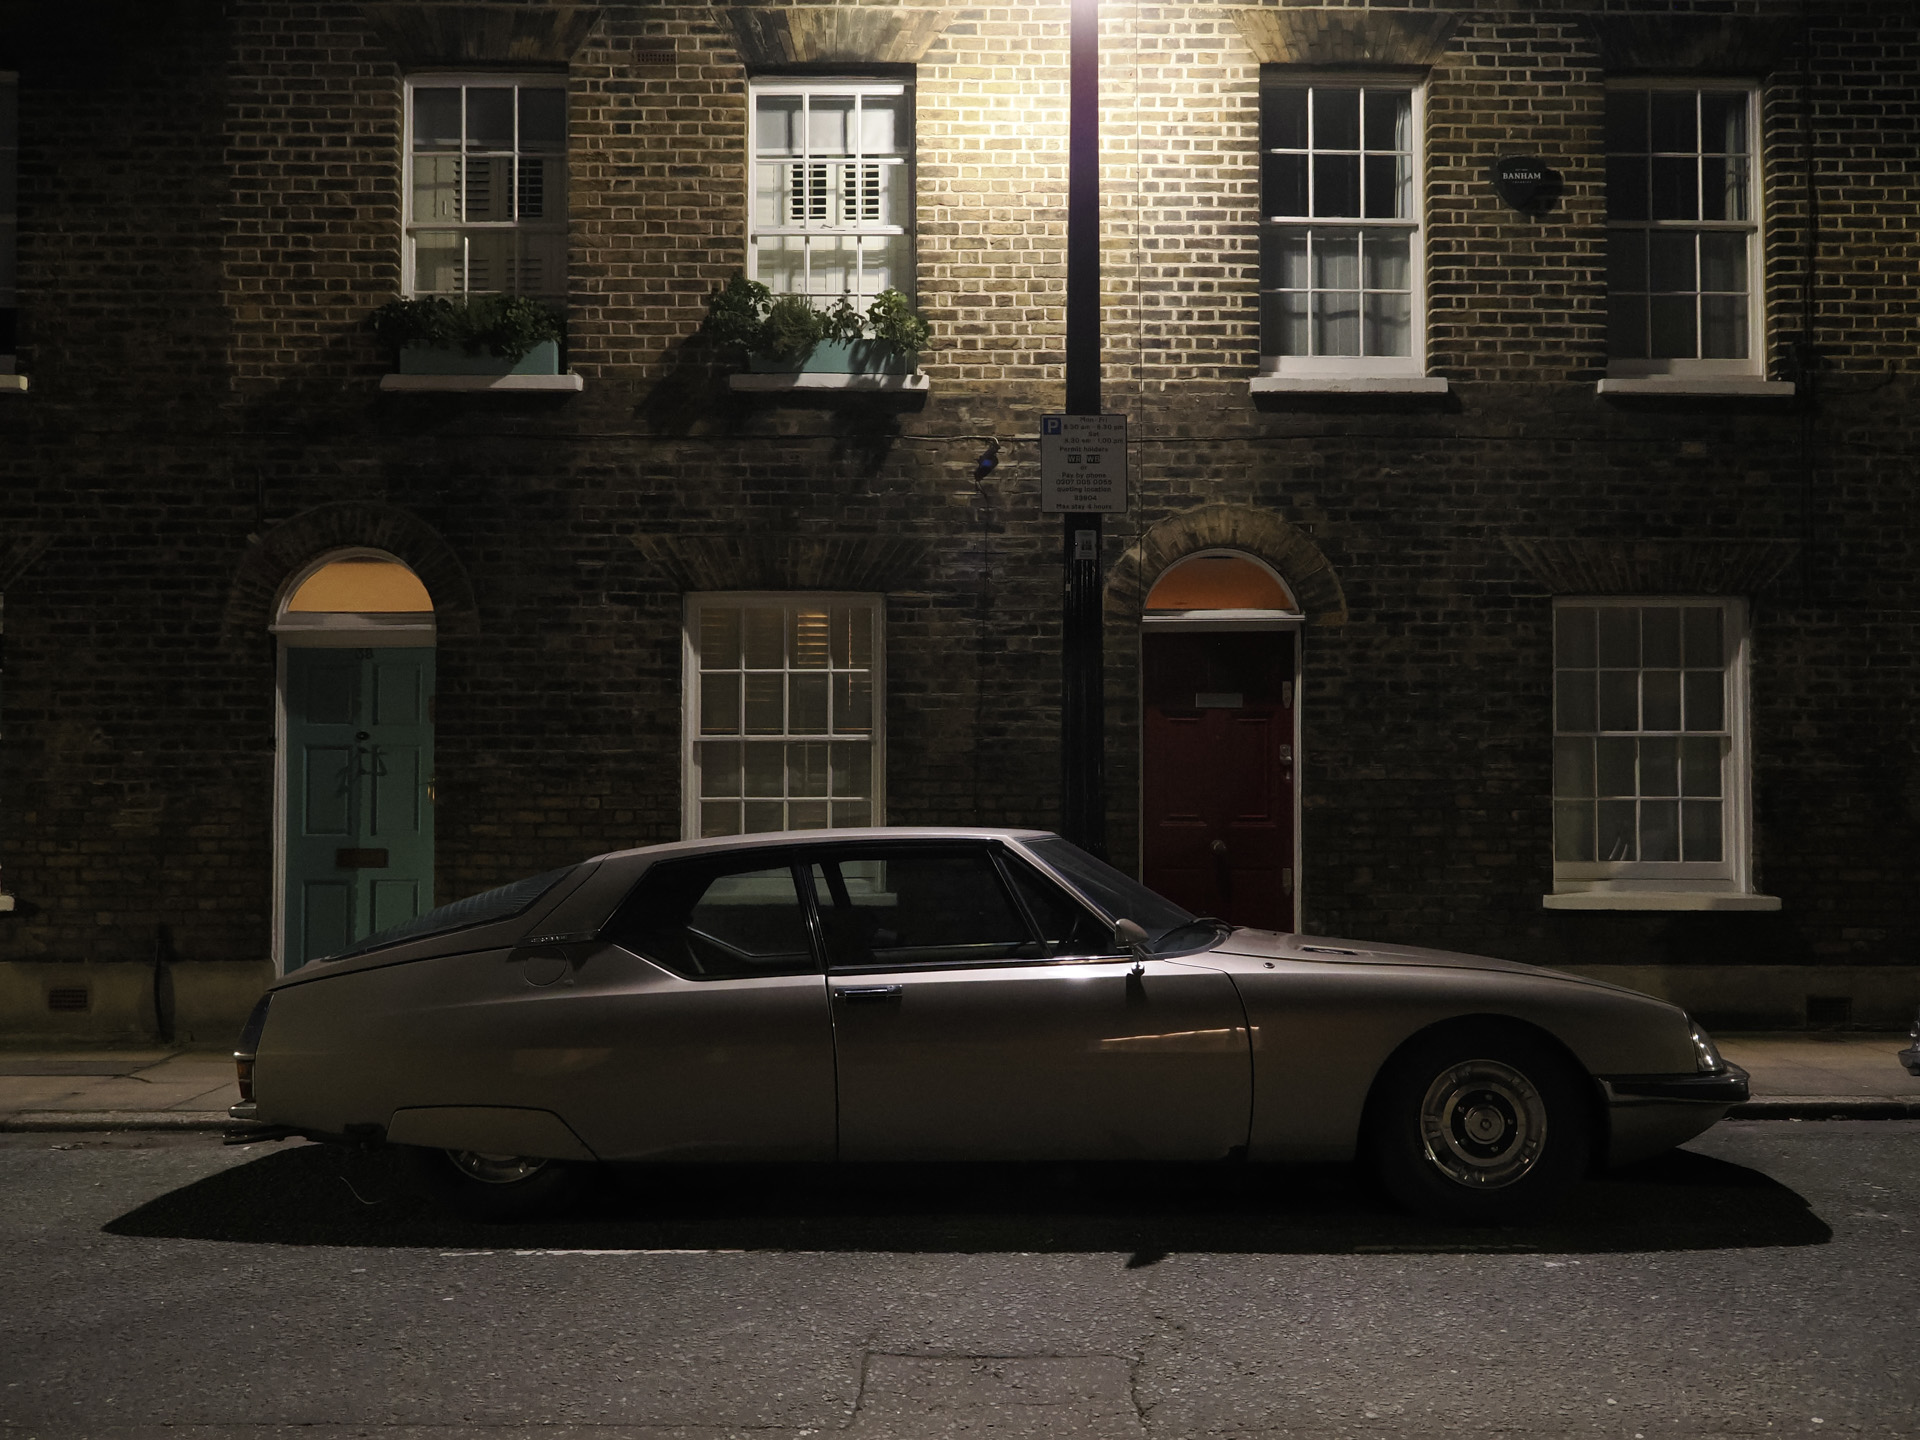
<box><xmin>232</xmin><ymin>828</ymin><xmax>1748</xmax><ymax>1222</ymax></box>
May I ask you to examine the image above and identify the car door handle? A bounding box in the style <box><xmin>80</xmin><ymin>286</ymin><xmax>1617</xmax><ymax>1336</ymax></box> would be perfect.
<box><xmin>833</xmin><ymin>984</ymin><xmax>905</xmax><ymax>1004</ymax></box>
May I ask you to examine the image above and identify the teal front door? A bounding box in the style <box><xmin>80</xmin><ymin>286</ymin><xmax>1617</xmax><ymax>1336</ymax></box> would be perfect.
<box><xmin>282</xmin><ymin>647</ymin><xmax>435</xmax><ymax>969</ymax></box>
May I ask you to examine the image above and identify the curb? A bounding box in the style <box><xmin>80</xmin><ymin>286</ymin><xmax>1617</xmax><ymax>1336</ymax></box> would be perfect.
<box><xmin>1728</xmin><ymin>1097</ymin><xmax>1920</xmax><ymax>1119</ymax></box>
<box><xmin>0</xmin><ymin>1111</ymin><xmax>234</xmax><ymax>1132</ymax></box>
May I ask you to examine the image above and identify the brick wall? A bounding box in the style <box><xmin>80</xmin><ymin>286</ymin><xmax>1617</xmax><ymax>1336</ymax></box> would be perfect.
<box><xmin>1</xmin><ymin>1</ymin><xmax>1917</xmax><ymax>989</ymax></box>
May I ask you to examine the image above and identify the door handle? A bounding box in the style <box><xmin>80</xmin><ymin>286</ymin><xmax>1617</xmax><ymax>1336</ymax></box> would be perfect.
<box><xmin>1210</xmin><ymin>839</ymin><xmax>1228</xmax><ymax>856</ymax></box>
<box><xmin>833</xmin><ymin>984</ymin><xmax>905</xmax><ymax>1004</ymax></box>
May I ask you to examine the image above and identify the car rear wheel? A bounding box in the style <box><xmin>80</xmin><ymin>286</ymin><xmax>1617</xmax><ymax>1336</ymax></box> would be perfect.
<box><xmin>402</xmin><ymin>1145</ymin><xmax>589</xmax><ymax>1222</ymax></box>
<box><xmin>1365</xmin><ymin>1024</ymin><xmax>1592</xmax><ymax>1224</ymax></box>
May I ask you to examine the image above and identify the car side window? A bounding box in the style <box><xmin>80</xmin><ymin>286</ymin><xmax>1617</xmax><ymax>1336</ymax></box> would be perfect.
<box><xmin>810</xmin><ymin>846</ymin><xmax>1035</xmax><ymax>971</ymax></box>
<box><xmin>998</xmin><ymin>852</ymin><xmax>1124</xmax><ymax>959</ymax></box>
<box><xmin>603</xmin><ymin>858</ymin><xmax>816</xmax><ymax>979</ymax></box>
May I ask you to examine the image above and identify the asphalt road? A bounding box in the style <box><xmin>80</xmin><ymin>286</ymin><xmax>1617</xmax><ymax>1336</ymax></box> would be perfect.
<box><xmin>0</xmin><ymin>1121</ymin><xmax>1913</xmax><ymax>1439</ymax></box>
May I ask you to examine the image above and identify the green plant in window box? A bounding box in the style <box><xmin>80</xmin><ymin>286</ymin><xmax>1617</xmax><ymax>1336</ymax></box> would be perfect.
<box><xmin>700</xmin><ymin>275</ymin><xmax>930</xmax><ymax>375</ymax></box>
<box><xmin>371</xmin><ymin>294</ymin><xmax>566</xmax><ymax>375</ymax></box>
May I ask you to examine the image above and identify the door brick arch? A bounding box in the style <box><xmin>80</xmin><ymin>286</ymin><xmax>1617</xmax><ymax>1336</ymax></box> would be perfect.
<box><xmin>1105</xmin><ymin>504</ymin><xmax>1346</xmax><ymax>627</ymax></box>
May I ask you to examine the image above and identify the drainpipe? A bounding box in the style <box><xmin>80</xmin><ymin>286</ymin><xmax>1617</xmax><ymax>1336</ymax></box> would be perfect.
<box><xmin>1793</xmin><ymin>2</ymin><xmax>1821</xmax><ymax>604</ymax></box>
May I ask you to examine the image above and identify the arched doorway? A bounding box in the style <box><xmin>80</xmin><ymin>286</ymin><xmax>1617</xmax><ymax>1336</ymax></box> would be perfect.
<box><xmin>1139</xmin><ymin>551</ymin><xmax>1301</xmax><ymax>931</ymax></box>
<box><xmin>273</xmin><ymin>551</ymin><xmax>437</xmax><ymax>971</ymax></box>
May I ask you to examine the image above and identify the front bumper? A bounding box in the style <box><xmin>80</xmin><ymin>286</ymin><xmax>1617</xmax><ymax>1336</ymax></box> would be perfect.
<box><xmin>1899</xmin><ymin>1041</ymin><xmax>1920</xmax><ymax>1078</ymax></box>
<box><xmin>1599</xmin><ymin>1062</ymin><xmax>1751</xmax><ymax>1106</ymax></box>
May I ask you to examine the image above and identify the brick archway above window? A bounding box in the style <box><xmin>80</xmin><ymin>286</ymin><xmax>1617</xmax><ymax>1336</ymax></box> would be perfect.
<box><xmin>358</xmin><ymin>4</ymin><xmax>603</xmax><ymax>68</ymax></box>
<box><xmin>634</xmin><ymin>533</ymin><xmax>933</xmax><ymax>593</ymax></box>
<box><xmin>1504</xmin><ymin>538</ymin><xmax>1799</xmax><ymax>597</ymax></box>
<box><xmin>1108</xmin><ymin>506</ymin><xmax>1347</xmax><ymax>628</ymax></box>
<box><xmin>719</xmin><ymin>5</ymin><xmax>960</xmax><ymax>67</ymax></box>
<box><xmin>1581</xmin><ymin>17</ymin><xmax>1799</xmax><ymax>77</ymax></box>
<box><xmin>1225</xmin><ymin>8</ymin><xmax>1459</xmax><ymax>68</ymax></box>
<box><xmin>223</xmin><ymin>503</ymin><xmax>478</xmax><ymax>652</ymax></box>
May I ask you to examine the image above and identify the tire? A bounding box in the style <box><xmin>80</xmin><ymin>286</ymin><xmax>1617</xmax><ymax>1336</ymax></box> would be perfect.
<box><xmin>402</xmin><ymin>1145</ymin><xmax>590</xmax><ymax>1222</ymax></box>
<box><xmin>1364</xmin><ymin>1023</ymin><xmax>1592</xmax><ymax>1224</ymax></box>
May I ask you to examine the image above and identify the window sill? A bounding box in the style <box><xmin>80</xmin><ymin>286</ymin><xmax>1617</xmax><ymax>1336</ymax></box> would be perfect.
<box><xmin>1542</xmin><ymin>891</ymin><xmax>1781</xmax><ymax>912</ymax></box>
<box><xmin>1250</xmin><ymin>375</ymin><xmax>1448</xmax><ymax>395</ymax></box>
<box><xmin>1596</xmin><ymin>377</ymin><xmax>1794</xmax><ymax>398</ymax></box>
<box><xmin>729</xmin><ymin>371</ymin><xmax>930</xmax><ymax>394</ymax></box>
<box><xmin>0</xmin><ymin>374</ymin><xmax>28</xmax><ymax>393</ymax></box>
<box><xmin>379</xmin><ymin>373</ymin><xmax>584</xmax><ymax>393</ymax></box>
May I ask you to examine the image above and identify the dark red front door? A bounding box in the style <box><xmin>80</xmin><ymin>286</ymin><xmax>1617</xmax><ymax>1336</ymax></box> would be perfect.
<box><xmin>1141</xmin><ymin>630</ymin><xmax>1296</xmax><ymax>930</ymax></box>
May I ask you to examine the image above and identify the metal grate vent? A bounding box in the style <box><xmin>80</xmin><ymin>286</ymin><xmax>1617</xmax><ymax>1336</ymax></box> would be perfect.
<box><xmin>47</xmin><ymin>986</ymin><xmax>90</xmax><ymax>1013</ymax></box>
<box><xmin>633</xmin><ymin>48</ymin><xmax>676</xmax><ymax>65</ymax></box>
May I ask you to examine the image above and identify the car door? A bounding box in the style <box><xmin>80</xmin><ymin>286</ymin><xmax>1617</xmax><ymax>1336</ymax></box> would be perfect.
<box><xmin>816</xmin><ymin>841</ymin><xmax>1251</xmax><ymax>1162</ymax></box>
<box><xmin>560</xmin><ymin>851</ymin><xmax>837</xmax><ymax>1162</ymax></box>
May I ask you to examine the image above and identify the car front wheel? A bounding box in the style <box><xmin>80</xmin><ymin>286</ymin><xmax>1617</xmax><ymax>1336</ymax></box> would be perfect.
<box><xmin>1365</xmin><ymin>1024</ymin><xmax>1592</xmax><ymax>1223</ymax></box>
<box><xmin>403</xmin><ymin>1145</ymin><xmax>589</xmax><ymax>1222</ymax></box>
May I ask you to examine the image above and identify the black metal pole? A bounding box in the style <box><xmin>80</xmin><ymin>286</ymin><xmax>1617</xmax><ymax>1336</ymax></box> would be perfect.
<box><xmin>1061</xmin><ymin>0</ymin><xmax>1105</xmax><ymax>855</ymax></box>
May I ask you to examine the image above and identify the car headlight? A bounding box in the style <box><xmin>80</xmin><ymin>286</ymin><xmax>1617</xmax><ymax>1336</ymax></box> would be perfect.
<box><xmin>1688</xmin><ymin>1018</ymin><xmax>1726</xmax><ymax>1075</ymax></box>
<box><xmin>234</xmin><ymin>993</ymin><xmax>273</xmax><ymax>1103</ymax></box>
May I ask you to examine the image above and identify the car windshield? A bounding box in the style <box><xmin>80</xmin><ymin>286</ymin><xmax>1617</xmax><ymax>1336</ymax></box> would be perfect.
<box><xmin>1021</xmin><ymin>836</ymin><xmax>1228</xmax><ymax>955</ymax></box>
<box><xmin>319</xmin><ymin>865</ymin><xmax>576</xmax><ymax>962</ymax></box>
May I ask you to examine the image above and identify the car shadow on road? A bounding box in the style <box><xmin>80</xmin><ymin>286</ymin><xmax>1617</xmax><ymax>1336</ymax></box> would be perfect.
<box><xmin>102</xmin><ymin>1143</ymin><xmax>1830</xmax><ymax>1254</ymax></box>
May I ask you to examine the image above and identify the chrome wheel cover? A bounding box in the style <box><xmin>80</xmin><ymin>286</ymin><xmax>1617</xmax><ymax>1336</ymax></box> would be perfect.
<box><xmin>1417</xmin><ymin>1059</ymin><xmax>1547</xmax><ymax>1189</ymax></box>
<box><xmin>445</xmin><ymin>1150</ymin><xmax>548</xmax><ymax>1185</ymax></box>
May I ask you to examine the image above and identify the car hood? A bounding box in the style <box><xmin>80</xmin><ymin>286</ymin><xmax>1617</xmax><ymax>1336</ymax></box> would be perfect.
<box><xmin>1208</xmin><ymin>927</ymin><xmax>1613</xmax><ymax>989</ymax></box>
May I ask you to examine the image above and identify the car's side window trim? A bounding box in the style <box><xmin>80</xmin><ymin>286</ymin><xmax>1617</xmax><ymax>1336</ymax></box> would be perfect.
<box><xmin>599</xmin><ymin>847</ymin><xmax>826</xmax><ymax>982</ymax></box>
<box><xmin>989</xmin><ymin>846</ymin><xmax>1125</xmax><ymax>964</ymax></box>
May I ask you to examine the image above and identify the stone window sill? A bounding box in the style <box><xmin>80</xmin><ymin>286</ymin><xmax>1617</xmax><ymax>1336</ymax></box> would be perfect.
<box><xmin>379</xmin><ymin>373</ymin><xmax>584</xmax><ymax>393</ymax></box>
<box><xmin>0</xmin><ymin>374</ymin><xmax>28</xmax><ymax>393</ymax></box>
<box><xmin>1596</xmin><ymin>377</ymin><xmax>1795</xmax><ymax>398</ymax></box>
<box><xmin>1542</xmin><ymin>891</ymin><xmax>1781</xmax><ymax>912</ymax></box>
<box><xmin>1250</xmin><ymin>375</ymin><xmax>1448</xmax><ymax>395</ymax></box>
<box><xmin>728</xmin><ymin>371</ymin><xmax>930</xmax><ymax>394</ymax></box>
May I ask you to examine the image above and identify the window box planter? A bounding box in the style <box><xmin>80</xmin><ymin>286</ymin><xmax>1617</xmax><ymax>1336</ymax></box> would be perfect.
<box><xmin>398</xmin><ymin>340</ymin><xmax>560</xmax><ymax>376</ymax></box>
<box><xmin>746</xmin><ymin>339</ymin><xmax>913</xmax><ymax>376</ymax></box>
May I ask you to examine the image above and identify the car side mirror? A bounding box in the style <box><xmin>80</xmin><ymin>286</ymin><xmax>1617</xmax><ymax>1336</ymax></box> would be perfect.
<box><xmin>1114</xmin><ymin>918</ymin><xmax>1150</xmax><ymax>976</ymax></box>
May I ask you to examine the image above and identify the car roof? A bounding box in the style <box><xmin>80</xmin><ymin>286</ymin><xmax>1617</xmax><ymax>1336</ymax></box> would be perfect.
<box><xmin>584</xmin><ymin>826</ymin><xmax>1060</xmax><ymax>868</ymax></box>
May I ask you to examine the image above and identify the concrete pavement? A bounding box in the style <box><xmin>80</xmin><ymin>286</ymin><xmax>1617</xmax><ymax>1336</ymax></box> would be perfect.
<box><xmin>0</xmin><ymin>1031</ymin><xmax>1916</xmax><ymax>1132</ymax></box>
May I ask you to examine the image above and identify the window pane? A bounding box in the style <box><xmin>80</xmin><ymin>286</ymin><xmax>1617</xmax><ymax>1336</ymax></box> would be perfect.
<box><xmin>834</xmin><ymin>672</ymin><xmax>873</xmax><ymax>734</ymax></box>
<box><xmin>460</xmin><ymin>228</ymin><xmax>515</xmax><ymax>292</ymax></box>
<box><xmin>1684</xmin><ymin>670</ymin><xmax>1725</xmax><ymax>732</ymax></box>
<box><xmin>413</xmin><ymin>88</ymin><xmax>463</xmax><ymax>149</ymax></box>
<box><xmin>792</xmin><ymin>609</ymin><xmax>830</xmax><ymax>668</ymax></box>
<box><xmin>1649</xmin><ymin>295</ymin><xmax>1696</xmax><ymax>358</ymax></box>
<box><xmin>1362</xmin><ymin>154</ymin><xmax>1408</xmax><ymax>220</ymax></box>
<box><xmin>1313</xmin><ymin>153</ymin><xmax>1361</xmax><ymax>217</ymax></box>
<box><xmin>744</xmin><ymin>800</ymin><xmax>786</xmax><ymax>834</ymax></box>
<box><xmin>1700</xmin><ymin>232</ymin><xmax>1748</xmax><ymax>292</ymax></box>
<box><xmin>836</xmin><ymin>605</ymin><xmax>873</xmax><ymax>668</ymax></box>
<box><xmin>701</xmin><ymin>607</ymin><xmax>742</xmax><ymax>667</ymax></box>
<box><xmin>701</xmin><ymin>672</ymin><xmax>740</xmax><ymax>734</ymax></box>
<box><xmin>517</xmin><ymin>156</ymin><xmax>561</xmax><ymax>222</ymax></box>
<box><xmin>1604</xmin><ymin>90</ymin><xmax>1648</xmax><ymax>153</ymax></box>
<box><xmin>1597</xmin><ymin>607</ymin><xmax>1639</xmax><ymax>667</ymax></box>
<box><xmin>808</xmin><ymin>234</ymin><xmax>857</xmax><ymax>297</ymax></box>
<box><xmin>1555</xmin><ymin>801</ymin><xmax>1596</xmax><ymax>862</ymax></box>
<box><xmin>1650</xmin><ymin>156</ymin><xmax>1697</xmax><ymax>220</ymax></box>
<box><xmin>1648</xmin><ymin>232</ymin><xmax>1696</xmax><ymax>292</ymax></box>
<box><xmin>831</xmin><ymin>741</ymin><xmax>871</xmax><ymax>799</ymax></box>
<box><xmin>744</xmin><ymin>608</ymin><xmax>785</xmax><ymax>667</ymax></box>
<box><xmin>1313</xmin><ymin>231</ymin><xmax>1358</xmax><ymax>290</ymax></box>
<box><xmin>1555</xmin><ymin>670</ymin><xmax>1596</xmax><ymax>732</ymax></box>
<box><xmin>519</xmin><ymin>88</ymin><xmax>566</xmax><ymax>150</ymax></box>
<box><xmin>1700</xmin><ymin>92</ymin><xmax>1748</xmax><ymax>154</ymax></box>
<box><xmin>1363</xmin><ymin>291</ymin><xmax>1411</xmax><ymax>357</ymax></box>
<box><xmin>1606</xmin><ymin>155</ymin><xmax>1648</xmax><ymax>221</ymax></box>
<box><xmin>1598</xmin><ymin>800</ymin><xmax>1638</xmax><ymax>861</ymax></box>
<box><xmin>1598</xmin><ymin>671</ymin><xmax>1639</xmax><ymax>731</ymax></box>
<box><xmin>745</xmin><ymin>673</ymin><xmax>784</xmax><ymax>734</ymax></box>
<box><xmin>860</xmin><ymin>234</ymin><xmax>910</xmax><ymax>299</ymax></box>
<box><xmin>755</xmin><ymin>234</ymin><xmax>806</xmax><ymax>295</ymax></box>
<box><xmin>1643</xmin><ymin>670</ymin><xmax>1682</xmax><ymax>730</ymax></box>
<box><xmin>1263</xmin><ymin>85</ymin><xmax>1308</xmax><ymax>150</ymax></box>
<box><xmin>790</xmin><ymin>741</ymin><xmax>830</xmax><ymax>797</ymax></box>
<box><xmin>1681</xmin><ymin>736</ymin><xmax>1723</xmax><ymax>797</ymax></box>
<box><xmin>1682</xmin><ymin>800</ymin><xmax>1723</xmax><ymax>862</ymax></box>
<box><xmin>465</xmin><ymin>156</ymin><xmax>513</xmax><ymax>222</ymax></box>
<box><xmin>699</xmin><ymin>741</ymin><xmax>742</xmax><ymax>797</ymax></box>
<box><xmin>1314</xmin><ymin>88</ymin><xmax>1359</xmax><ymax>150</ymax></box>
<box><xmin>1555</xmin><ymin>606</ymin><xmax>1597</xmax><ymax>668</ymax></box>
<box><xmin>809</xmin><ymin>96</ymin><xmax>853</xmax><ymax>156</ymax></box>
<box><xmin>1596</xmin><ymin>736</ymin><xmax>1637</xmax><ymax>797</ymax></box>
<box><xmin>832</xmin><ymin>801</ymin><xmax>871</xmax><ymax>828</ymax></box>
<box><xmin>1262</xmin><ymin>228</ymin><xmax>1309</xmax><ymax>289</ymax></box>
<box><xmin>1642</xmin><ymin>607</ymin><xmax>1680</xmax><ymax>667</ymax></box>
<box><xmin>701</xmin><ymin>801</ymin><xmax>740</xmax><ymax>838</ymax></box>
<box><xmin>1363</xmin><ymin>89</ymin><xmax>1411</xmax><ymax>151</ymax></box>
<box><xmin>744</xmin><ymin>743</ymin><xmax>785</xmax><ymax>798</ymax></box>
<box><xmin>1701</xmin><ymin>156</ymin><xmax>1747</xmax><ymax>222</ymax></box>
<box><xmin>1650</xmin><ymin>90</ymin><xmax>1697</xmax><ymax>152</ymax></box>
<box><xmin>1554</xmin><ymin>737</ymin><xmax>1595</xmax><ymax>798</ymax></box>
<box><xmin>859</xmin><ymin>94</ymin><xmax>907</xmax><ymax>156</ymax></box>
<box><xmin>758</xmin><ymin>96</ymin><xmax>801</xmax><ymax>155</ymax></box>
<box><xmin>467</xmin><ymin>88</ymin><xmax>514</xmax><ymax>150</ymax></box>
<box><xmin>1608</xmin><ymin>230</ymin><xmax>1647</xmax><ymax>293</ymax></box>
<box><xmin>1608</xmin><ymin>290</ymin><xmax>1648</xmax><ymax>359</ymax></box>
<box><xmin>1701</xmin><ymin>295</ymin><xmax>1748</xmax><ymax>360</ymax></box>
<box><xmin>1263</xmin><ymin>152</ymin><xmax>1307</xmax><ymax>218</ymax></box>
<box><xmin>1312</xmin><ymin>289</ymin><xmax>1360</xmax><ymax>357</ymax></box>
<box><xmin>1640</xmin><ymin>737</ymin><xmax>1679</xmax><ymax>796</ymax></box>
<box><xmin>1363</xmin><ymin>230</ymin><xmax>1409</xmax><ymax>290</ymax></box>
<box><xmin>1640</xmin><ymin>801</ymin><xmax>1679</xmax><ymax>861</ymax></box>
<box><xmin>790</xmin><ymin>672</ymin><xmax>829</xmax><ymax>733</ymax></box>
<box><xmin>1261</xmin><ymin>290</ymin><xmax>1308</xmax><ymax>357</ymax></box>
<box><xmin>412</xmin><ymin>231</ymin><xmax>463</xmax><ymax>293</ymax></box>
<box><xmin>1683</xmin><ymin>607</ymin><xmax>1725</xmax><ymax>667</ymax></box>
<box><xmin>788</xmin><ymin>801</ymin><xmax>830</xmax><ymax>830</ymax></box>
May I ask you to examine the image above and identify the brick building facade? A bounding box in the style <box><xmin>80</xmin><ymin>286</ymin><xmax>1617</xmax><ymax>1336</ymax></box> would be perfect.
<box><xmin>2</xmin><ymin>0</ymin><xmax>1917</xmax><ymax>1039</ymax></box>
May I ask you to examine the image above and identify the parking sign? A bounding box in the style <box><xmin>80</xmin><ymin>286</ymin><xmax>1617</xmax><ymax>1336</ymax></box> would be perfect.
<box><xmin>1039</xmin><ymin>415</ymin><xmax>1128</xmax><ymax>514</ymax></box>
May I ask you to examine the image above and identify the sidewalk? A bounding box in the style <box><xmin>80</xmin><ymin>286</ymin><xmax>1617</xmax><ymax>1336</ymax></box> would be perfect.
<box><xmin>0</xmin><ymin>1032</ymin><xmax>1915</xmax><ymax>1133</ymax></box>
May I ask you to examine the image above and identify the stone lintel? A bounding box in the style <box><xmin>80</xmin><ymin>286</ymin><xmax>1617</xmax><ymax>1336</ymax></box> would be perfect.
<box><xmin>1226</xmin><ymin>8</ymin><xmax>1460</xmax><ymax>69</ymax></box>
<box><xmin>719</xmin><ymin>6</ymin><xmax>959</xmax><ymax>68</ymax></box>
<box><xmin>358</xmin><ymin>4</ymin><xmax>604</xmax><ymax>69</ymax></box>
<box><xmin>1503</xmin><ymin>538</ymin><xmax>1800</xmax><ymax>597</ymax></box>
<box><xmin>1583</xmin><ymin>16</ymin><xmax>1801</xmax><ymax>76</ymax></box>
